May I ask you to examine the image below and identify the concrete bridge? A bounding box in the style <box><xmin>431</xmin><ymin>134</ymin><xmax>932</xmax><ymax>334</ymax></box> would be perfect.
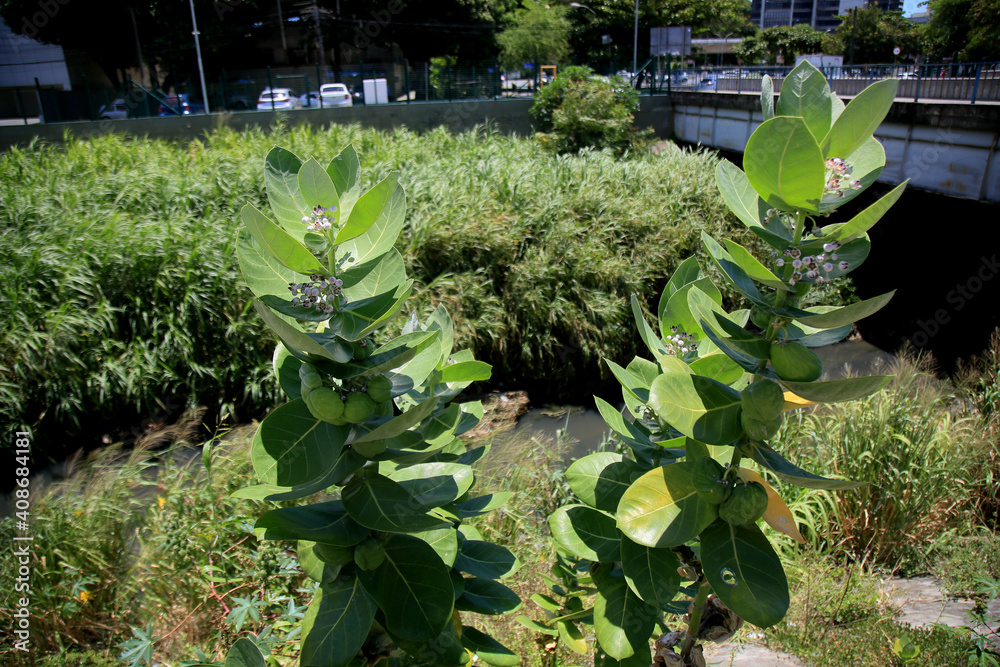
<box><xmin>670</xmin><ymin>90</ymin><xmax>1000</xmax><ymax>204</ymax></box>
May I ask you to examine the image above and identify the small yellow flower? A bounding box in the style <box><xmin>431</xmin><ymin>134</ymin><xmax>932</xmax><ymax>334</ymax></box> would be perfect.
<box><xmin>157</xmin><ymin>497</ymin><xmax>166</xmax><ymax>509</ymax></box>
<box><xmin>72</xmin><ymin>510</ymin><xmax>83</xmax><ymax>517</ymax></box>
<box><xmin>78</xmin><ymin>590</ymin><xmax>93</xmax><ymax>604</ymax></box>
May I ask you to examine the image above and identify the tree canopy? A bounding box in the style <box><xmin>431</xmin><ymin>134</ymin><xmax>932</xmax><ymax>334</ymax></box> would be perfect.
<box><xmin>735</xmin><ymin>24</ymin><xmax>832</xmax><ymax>65</ymax></box>
<box><xmin>836</xmin><ymin>5</ymin><xmax>923</xmax><ymax>64</ymax></box>
<box><xmin>497</xmin><ymin>1</ymin><xmax>571</xmax><ymax>68</ymax></box>
<box><xmin>924</xmin><ymin>0</ymin><xmax>1000</xmax><ymax>61</ymax></box>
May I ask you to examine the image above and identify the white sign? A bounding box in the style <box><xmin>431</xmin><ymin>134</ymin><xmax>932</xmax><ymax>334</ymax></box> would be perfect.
<box><xmin>893</xmin><ymin>47</ymin><xmax>901</xmax><ymax>55</ymax></box>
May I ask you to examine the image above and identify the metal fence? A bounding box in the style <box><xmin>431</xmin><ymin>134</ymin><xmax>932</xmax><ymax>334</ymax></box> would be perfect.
<box><xmin>658</xmin><ymin>61</ymin><xmax>1000</xmax><ymax>105</ymax></box>
<box><xmin>9</xmin><ymin>59</ymin><xmax>998</xmax><ymax>124</ymax></box>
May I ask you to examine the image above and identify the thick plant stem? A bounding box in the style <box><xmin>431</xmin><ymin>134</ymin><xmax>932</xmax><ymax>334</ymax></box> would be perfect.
<box><xmin>680</xmin><ymin>579</ymin><xmax>712</xmax><ymax>661</ymax></box>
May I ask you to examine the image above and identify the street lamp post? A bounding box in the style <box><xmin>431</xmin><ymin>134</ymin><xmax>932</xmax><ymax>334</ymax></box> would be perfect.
<box><xmin>633</xmin><ymin>0</ymin><xmax>639</xmax><ymax>76</ymax></box>
<box><xmin>189</xmin><ymin>0</ymin><xmax>210</xmax><ymax>113</ymax></box>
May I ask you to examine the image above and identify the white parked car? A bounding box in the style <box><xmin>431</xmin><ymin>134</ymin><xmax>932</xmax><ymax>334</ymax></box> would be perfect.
<box><xmin>319</xmin><ymin>83</ymin><xmax>353</xmax><ymax>108</ymax></box>
<box><xmin>98</xmin><ymin>99</ymin><xmax>128</xmax><ymax>120</ymax></box>
<box><xmin>257</xmin><ymin>88</ymin><xmax>302</xmax><ymax>111</ymax></box>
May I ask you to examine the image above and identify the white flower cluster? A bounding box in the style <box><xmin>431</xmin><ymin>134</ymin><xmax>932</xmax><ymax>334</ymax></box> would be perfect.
<box><xmin>666</xmin><ymin>326</ymin><xmax>696</xmax><ymax>356</ymax></box>
<box><xmin>773</xmin><ymin>242</ymin><xmax>848</xmax><ymax>286</ymax></box>
<box><xmin>824</xmin><ymin>158</ymin><xmax>862</xmax><ymax>197</ymax></box>
<box><xmin>288</xmin><ymin>274</ymin><xmax>345</xmax><ymax>315</ymax></box>
<box><xmin>302</xmin><ymin>205</ymin><xmax>337</xmax><ymax>233</ymax></box>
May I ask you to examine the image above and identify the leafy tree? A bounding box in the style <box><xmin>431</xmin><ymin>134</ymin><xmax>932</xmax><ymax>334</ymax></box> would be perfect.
<box><xmin>497</xmin><ymin>1</ymin><xmax>571</xmax><ymax>68</ymax></box>
<box><xmin>735</xmin><ymin>24</ymin><xmax>826</xmax><ymax>65</ymax></box>
<box><xmin>530</xmin><ymin>65</ymin><xmax>646</xmax><ymax>153</ymax></box>
<box><xmin>837</xmin><ymin>5</ymin><xmax>923</xmax><ymax>64</ymax></box>
<box><xmin>568</xmin><ymin>0</ymin><xmax>752</xmax><ymax>72</ymax></box>
<box><xmin>925</xmin><ymin>0</ymin><xmax>1000</xmax><ymax>61</ymax></box>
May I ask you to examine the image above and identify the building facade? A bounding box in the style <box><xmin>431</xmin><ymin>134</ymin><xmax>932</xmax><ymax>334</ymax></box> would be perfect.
<box><xmin>749</xmin><ymin>0</ymin><xmax>904</xmax><ymax>32</ymax></box>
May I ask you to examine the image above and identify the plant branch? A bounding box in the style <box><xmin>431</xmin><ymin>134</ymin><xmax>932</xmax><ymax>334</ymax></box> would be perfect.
<box><xmin>680</xmin><ymin>578</ymin><xmax>712</xmax><ymax>660</ymax></box>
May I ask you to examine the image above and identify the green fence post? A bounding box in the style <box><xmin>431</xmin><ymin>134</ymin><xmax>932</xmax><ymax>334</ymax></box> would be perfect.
<box><xmin>267</xmin><ymin>66</ymin><xmax>275</xmax><ymax>110</ymax></box>
<box><xmin>405</xmin><ymin>59</ymin><xmax>411</xmax><ymax>104</ymax></box>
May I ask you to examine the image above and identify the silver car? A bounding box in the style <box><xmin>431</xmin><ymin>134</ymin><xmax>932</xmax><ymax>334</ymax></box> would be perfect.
<box><xmin>319</xmin><ymin>83</ymin><xmax>353</xmax><ymax>108</ymax></box>
<box><xmin>257</xmin><ymin>88</ymin><xmax>302</xmax><ymax>111</ymax></box>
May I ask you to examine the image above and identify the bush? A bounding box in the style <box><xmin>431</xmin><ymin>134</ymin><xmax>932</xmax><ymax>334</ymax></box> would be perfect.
<box><xmin>530</xmin><ymin>66</ymin><xmax>647</xmax><ymax>154</ymax></box>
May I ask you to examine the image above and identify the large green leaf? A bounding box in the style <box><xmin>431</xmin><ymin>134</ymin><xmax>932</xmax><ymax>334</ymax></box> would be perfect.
<box><xmin>384</xmin><ymin>614</ymin><xmax>468</xmax><ymax>666</ymax></box>
<box><xmin>327</xmin><ymin>145</ymin><xmax>360</xmax><ymax>195</ymax></box>
<box><xmin>549</xmin><ymin>505</ymin><xmax>621</xmax><ymax>562</ymax></box>
<box><xmin>454</xmin><ymin>492</ymin><xmax>512</xmax><ymax>519</ymax></box>
<box><xmin>658</xmin><ymin>277</ymin><xmax>724</xmax><ymax>343</ymax></box>
<box><xmin>225</xmin><ymin>638</ymin><xmax>267</xmax><ymax>667</ymax></box>
<box><xmin>648</xmin><ymin>372</ymin><xmax>743</xmax><ymax>446</ymax></box>
<box><xmin>715</xmin><ymin>161</ymin><xmax>767</xmax><ymax>231</ymax></box>
<box><xmin>721</xmin><ymin>239</ymin><xmax>784</xmax><ymax>290</ymax></box>
<box><xmin>358</xmin><ymin>534</ymin><xmax>454</xmax><ymax>641</ymax></box>
<box><xmin>455</xmin><ymin>541</ymin><xmax>520</xmax><ymax>580</ymax></box>
<box><xmin>336</xmin><ymin>173</ymin><xmax>406</xmax><ymax>266</ymax></box>
<box><xmin>340</xmin><ymin>249</ymin><xmax>407</xmax><ymax>303</ymax></box>
<box><xmin>273</xmin><ymin>343</ymin><xmax>303</xmax><ymax>400</ymax></box>
<box><xmin>252</xmin><ymin>301</ymin><xmax>339</xmax><ymax>362</ymax></box>
<box><xmin>699</xmin><ymin>235</ymin><xmax>770</xmax><ymax>308</ymax></box>
<box><xmin>420</xmin><ymin>404</ymin><xmax>463</xmax><ymax>447</ymax></box>
<box><xmin>317</xmin><ymin>331</ymin><xmax>437</xmax><ymax>380</ymax></box>
<box><xmin>298</xmin><ymin>541</ymin><xmax>345</xmax><ymax>584</ymax></box>
<box><xmin>251</xmin><ymin>399</ymin><xmax>350</xmax><ymax>487</ymax></box>
<box><xmin>341</xmin><ymin>472</ymin><xmax>451</xmax><ymax>532</ymax></box>
<box><xmin>593</xmin><ymin>397</ymin><xmax>658</xmax><ymax>456</ymax></box>
<box><xmin>462</xmin><ymin>626</ymin><xmax>520</xmax><ymax>667</ymax></box>
<box><xmin>593</xmin><ymin>571</ymin><xmax>657</xmax><ymax>660</ymax></box>
<box><xmin>439</xmin><ymin>360</ymin><xmax>492</xmax><ymax>384</ymax></box>
<box><xmin>264</xmin><ymin>146</ymin><xmax>309</xmax><ymax>238</ymax></box>
<box><xmin>234</xmin><ymin>447</ymin><xmax>365</xmax><ymax>501</ymax></box>
<box><xmin>760</xmin><ymin>75</ymin><xmax>774</xmax><ymax>120</ymax></box>
<box><xmin>701</xmin><ymin>519</ymin><xmax>789</xmax><ymax>629</ymax></box>
<box><xmin>255</xmin><ymin>500</ymin><xmax>369</xmax><ymax>546</ymax></box>
<box><xmin>616</xmin><ymin>463</ymin><xmax>718</xmax><ymax>548</ymax></box>
<box><xmin>352</xmin><ymin>396</ymin><xmax>439</xmax><ymax>444</ymax></box>
<box><xmin>780</xmin><ymin>375</ymin><xmax>891</xmax><ymax>403</ymax></box>
<box><xmin>776</xmin><ymin>61</ymin><xmax>835</xmax><ymax>141</ymax></box>
<box><xmin>741</xmin><ymin>440</ymin><xmax>864</xmax><ymax>489</ymax></box>
<box><xmin>408</xmin><ymin>527</ymin><xmax>459</xmax><ymax>566</ymax></box>
<box><xmin>689</xmin><ymin>354</ymin><xmax>745</xmax><ymax>386</ymax></box>
<box><xmin>744</xmin><ymin>116</ymin><xmax>825</xmax><ymax>213</ymax></box>
<box><xmin>792</xmin><ymin>291</ymin><xmax>894</xmax><ymax>330</ymax></box>
<box><xmin>455</xmin><ymin>577</ymin><xmax>522</xmax><ymax>615</ymax></box>
<box><xmin>631</xmin><ymin>295</ymin><xmax>668</xmax><ymax>360</ymax></box>
<box><xmin>300</xmin><ymin>576</ymin><xmax>376</xmax><ymax>667</ymax></box>
<box><xmin>619</xmin><ymin>537</ymin><xmax>681</xmax><ymax>607</ymax></box>
<box><xmin>566</xmin><ymin>453</ymin><xmax>641</xmax><ymax>513</ymax></box>
<box><xmin>805</xmin><ymin>181</ymin><xmax>907</xmax><ymax>252</ymax></box>
<box><xmin>823</xmin><ymin>78</ymin><xmax>898</xmax><ymax>160</ymax></box>
<box><xmin>298</xmin><ymin>158</ymin><xmax>339</xmax><ymax>210</ymax></box>
<box><xmin>237</xmin><ymin>229</ymin><xmax>302</xmax><ymax>301</ymax></box>
<box><xmin>332</xmin><ymin>281</ymin><xmax>413</xmax><ymax>342</ymax></box>
<box><xmin>387</xmin><ymin>461</ymin><xmax>474</xmax><ymax>508</ymax></box>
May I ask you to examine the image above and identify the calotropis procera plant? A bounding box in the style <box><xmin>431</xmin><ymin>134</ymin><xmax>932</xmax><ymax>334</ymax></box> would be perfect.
<box><xmin>232</xmin><ymin>145</ymin><xmax>522</xmax><ymax>667</ymax></box>
<box><xmin>536</xmin><ymin>62</ymin><xmax>907</xmax><ymax>666</ymax></box>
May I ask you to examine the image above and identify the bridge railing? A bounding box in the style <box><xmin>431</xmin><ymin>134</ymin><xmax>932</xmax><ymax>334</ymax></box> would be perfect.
<box><xmin>658</xmin><ymin>61</ymin><xmax>1000</xmax><ymax>104</ymax></box>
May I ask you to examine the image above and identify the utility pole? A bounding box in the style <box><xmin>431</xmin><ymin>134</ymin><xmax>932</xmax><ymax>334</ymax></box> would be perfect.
<box><xmin>277</xmin><ymin>0</ymin><xmax>287</xmax><ymax>51</ymax></box>
<box><xmin>313</xmin><ymin>0</ymin><xmax>326</xmax><ymax>74</ymax></box>
<box><xmin>189</xmin><ymin>0</ymin><xmax>211</xmax><ymax>113</ymax></box>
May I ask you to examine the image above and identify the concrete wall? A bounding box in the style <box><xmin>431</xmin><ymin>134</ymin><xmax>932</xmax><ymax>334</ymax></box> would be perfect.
<box><xmin>0</xmin><ymin>96</ymin><xmax>674</xmax><ymax>150</ymax></box>
<box><xmin>671</xmin><ymin>91</ymin><xmax>1000</xmax><ymax>203</ymax></box>
<box><xmin>714</xmin><ymin>75</ymin><xmax>1000</xmax><ymax>102</ymax></box>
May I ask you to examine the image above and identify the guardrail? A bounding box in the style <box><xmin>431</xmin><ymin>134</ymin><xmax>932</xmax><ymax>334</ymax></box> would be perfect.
<box><xmin>656</xmin><ymin>62</ymin><xmax>1000</xmax><ymax>104</ymax></box>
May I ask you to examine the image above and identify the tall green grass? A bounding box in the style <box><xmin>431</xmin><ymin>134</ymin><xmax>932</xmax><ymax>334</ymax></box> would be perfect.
<box><xmin>772</xmin><ymin>354</ymin><xmax>983</xmax><ymax>573</ymax></box>
<box><xmin>1</xmin><ymin>123</ymin><xmax>792</xmax><ymax>456</ymax></box>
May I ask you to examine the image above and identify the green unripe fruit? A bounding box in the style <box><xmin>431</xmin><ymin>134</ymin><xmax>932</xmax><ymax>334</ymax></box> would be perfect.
<box><xmin>305</xmin><ymin>387</ymin><xmax>346</xmax><ymax>424</ymax></box>
<box><xmin>741</xmin><ymin>412</ymin><xmax>782</xmax><ymax>440</ymax></box>
<box><xmin>343</xmin><ymin>391</ymin><xmax>377</xmax><ymax>424</ymax></box>
<box><xmin>353</xmin><ymin>537</ymin><xmax>386</xmax><ymax>571</ymax></box>
<box><xmin>690</xmin><ymin>457</ymin><xmax>731</xmax><ymax>505</ymax></box>
<box><xmin>299</xmin><ymin>365</ymin><xmax>323</xmax><ymax>390</ymax></box>
<box><xmin>718</xmin><ymin>481</ymin><xmax>769</xmax><ymax>526</ymax></box>
<box><xmin>352</xmin><ymin>338</ymin><xmax>373</xmax><ymax>360</ymax></box>
<box><xmin>300</xmin><ymin>382</ymin><xmax>313</xmax><ymax>400</ymax></box>
<box><xmin>741</xmin><ymin>380</ymin><xmax>785</xmax><ymax>422</ymax></box>
<box><xmin>366</xmin><ymin>375</ymin><xmax>393</xmax><ymax>403</ymax></box>
<box><xmin>313</xmin><ymin>543</ymin><xmax>354</xmax><ymax>566</ymax></box>
<box><xmin>770</xmin><ymin>341</ymin><xmax>823</xmax><ymax>382</ymax></box>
